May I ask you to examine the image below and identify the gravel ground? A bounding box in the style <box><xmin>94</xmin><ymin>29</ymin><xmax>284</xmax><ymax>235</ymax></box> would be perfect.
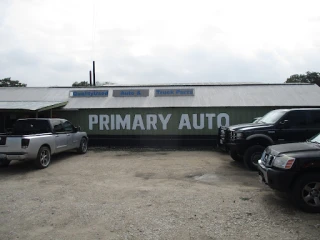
<box><xmin>0</xmin><ymin>149</ymin><xmax>319</xmax><ymax>240</ymax></box>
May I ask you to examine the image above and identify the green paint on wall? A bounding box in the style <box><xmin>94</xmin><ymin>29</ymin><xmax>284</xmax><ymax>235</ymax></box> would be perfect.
<box><xmin>54</xmin><ymin>107</ymin><xmax>275</xmax><ymax>135</ymax></box>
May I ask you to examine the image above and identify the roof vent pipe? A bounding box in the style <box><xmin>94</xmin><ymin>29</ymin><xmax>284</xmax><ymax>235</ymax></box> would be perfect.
<box><xmin>93</xmin><ymin>61</ymin><xmax>96</xmax><ymax>86</ymax></box>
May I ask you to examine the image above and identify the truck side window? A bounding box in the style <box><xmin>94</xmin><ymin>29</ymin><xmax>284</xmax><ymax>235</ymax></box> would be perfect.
<box><xmin>62</xmin><ymin>121</ymin><xmax>73</xmax><ymax>132</ymax></box>
<box><xmin>286</xmin><ymin>111</ymin><xmax>307</xmax><ymax>128</ymax></box>
<box><xmin>51</xmin><ymin>120</ymin><xmax>63</xmax><ymax>133</ymax></box>
<box><xmin>13</xmin><ymin>120</ymin><xmax>51</xmax><ymax>134</ymax></box>
<box><xmin>308</xmin><ymin>111</ymin><xmax>320</xmax><ymax>128</ymax></box>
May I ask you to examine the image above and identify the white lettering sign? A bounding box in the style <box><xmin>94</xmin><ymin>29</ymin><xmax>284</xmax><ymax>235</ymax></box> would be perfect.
<box><xmin>89</xmin><ymin>115</ymin><xmax>98</xmax><ymax>130</ymax></box>
<box><xmin>100</xmin><ymin>115</ymin><xmax>109</xmax><ymax>130</ymax></box>
<box><xmin>178</xmin><ymin>114</ymin><xmax>191</xmax><ymax>130</ymax></box>
<box><xmin>205</xmin><ymin>113</ymin><xmax>216</xmax><ymax>129</ymax></box>
<box><xmin>146</xmin><ymin>114</ymin><xmax>157</xmax><ymax>130</ymax></box>
<box><xmin>193</xmin><ymin>114</ymin><xmax>204</xmax><ymax>129</ymax></box>
<box><xmin>88</xmin><ymin>113</ymin><xmax>229</xmax><ymax>131</ymax></box>
<box><xmin>116</xmin><ymin>115</ymin><xmax>130</xmax><ymax>130</ymax></box>
<box><xmin>132</xmin><ymin>115</ymin><xmax>145</xmax><ymax>130</ymax></box>
<box><xmin>217</xmin><ymin>113</ymin><xmax>229</xmax><ymax>128</ymax></box>
<box><xmin>159</xmin><ymin>114</ymin><xmax>171</xmax><ymax>130</ymax></box>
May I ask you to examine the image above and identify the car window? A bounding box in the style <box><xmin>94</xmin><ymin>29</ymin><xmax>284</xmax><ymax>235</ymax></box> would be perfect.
<box><xmin>307</xmin><ymin>111</ymin><xmax>320</xmax><ymax>128</ymax></box>
<box><xmin>285</xmin><ymin>111</ymin><xmax>308</xmax><ymax>128</ymax></box>
<box><xmin>13</xmin><ymin>120</ymin><xmax>51</xmax><ymax>135</ymax></box>
<box><xmin>51</xmin><ymin>120</ymin><xmax>64</xmax><ymax>133</ymax></box>
<box><xmin>62</xmin><ymin>121</ymin><xmax>74</xmax><ymax>132</ymax></box>
<box><xmin>258</xmin><ymin>110</ymin><xmax>287</xmax><ymax>124</ymax></box>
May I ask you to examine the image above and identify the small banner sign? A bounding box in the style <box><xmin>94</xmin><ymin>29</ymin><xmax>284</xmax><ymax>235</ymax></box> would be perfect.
<box><xmin>113</xmin><ymin>89</ymin><xmax>149</xmax><ymax>97</ymax></box>
<box><xmin>154</xmin><ymin>89</ymin><xmax>194</xmax><ymax>97</ymax></box>
<box><xmin>70</xmin><ymin>90</ymin><xmax>109</xmax><ymax>97</ymax></box>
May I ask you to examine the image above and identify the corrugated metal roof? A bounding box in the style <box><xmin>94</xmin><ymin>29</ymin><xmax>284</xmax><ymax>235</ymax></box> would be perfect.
<box><xmin>64</xmin><ymin>84</ymin><xmax>320</xmax><ymax>109</ymax></box>
<box><xmin>0</xmin><ymin>101</ymin><xmax>67</xmax><ymax>111</ymax></box>
<box><xmin>0</xmin><ymin>88</ymin><xmax>69</xmax><ymax>102</ymax></box>
<box><xmin>0</xmin><ymin>84</ymin><xmax>320</xmax><ymax>109</ymax></box>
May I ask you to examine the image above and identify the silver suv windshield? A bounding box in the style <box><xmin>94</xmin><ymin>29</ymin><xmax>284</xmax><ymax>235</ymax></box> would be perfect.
<box><xmin>258</xmin><ymin>110</ymin><xmax>287</xmax><ymax>124</ymax></box>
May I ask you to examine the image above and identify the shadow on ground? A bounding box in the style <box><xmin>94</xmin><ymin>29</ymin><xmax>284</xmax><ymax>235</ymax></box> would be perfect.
<box><xmin>0</xmin><ymin>151</ymin><xmax>78</xmax><ymax>175</ymax></box>
<box><xmin>261</xmin><ymin>191</ymin><xmax>299</xmax><ymax>215</ymax></box>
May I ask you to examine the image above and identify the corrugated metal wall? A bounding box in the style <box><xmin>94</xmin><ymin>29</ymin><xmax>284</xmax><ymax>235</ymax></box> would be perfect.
<box><xmin>54</xmin><ymin>107</ymin><xmax>275</xmax><ymax>136</ymax></box>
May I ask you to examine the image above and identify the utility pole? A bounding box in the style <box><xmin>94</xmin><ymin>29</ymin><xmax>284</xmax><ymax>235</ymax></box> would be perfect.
<box><xmin>93</xmin><ymin>61</ymin><xmax>96</xmax><ymax>86</ymax></box>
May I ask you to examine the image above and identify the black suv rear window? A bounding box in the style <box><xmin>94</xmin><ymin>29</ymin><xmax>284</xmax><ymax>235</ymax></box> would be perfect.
<box><xmin>13</xmin><ymin>120</ymin><xmax>51</xmax><ymax>135</ymax></box>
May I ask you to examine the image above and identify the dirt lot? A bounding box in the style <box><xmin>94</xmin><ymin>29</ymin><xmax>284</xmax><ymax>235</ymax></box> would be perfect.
<box><xmin>0</xmin><ymin>149</ymin><xmax>319</xmax><ymax>240</ymax></box>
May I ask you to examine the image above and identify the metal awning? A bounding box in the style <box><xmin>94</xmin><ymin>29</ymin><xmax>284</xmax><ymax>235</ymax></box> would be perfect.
<box><xmin>0</xmin><ymin>101</ymin><xmax>68</xmax><ymax>111</ymax></box>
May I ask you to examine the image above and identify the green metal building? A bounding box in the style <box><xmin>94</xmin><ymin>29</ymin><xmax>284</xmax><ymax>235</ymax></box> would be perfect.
<box><xmin>1</xmin><ymin>83</ymin><xmax>320</xmax><ymax>146</ymax></box>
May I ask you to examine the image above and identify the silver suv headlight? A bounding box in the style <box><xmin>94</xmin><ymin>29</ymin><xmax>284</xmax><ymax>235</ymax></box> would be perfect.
<box><xmin>272</xmin><ymin>154</ymin><xmax>295</xmax><ymax>169</ymax></box>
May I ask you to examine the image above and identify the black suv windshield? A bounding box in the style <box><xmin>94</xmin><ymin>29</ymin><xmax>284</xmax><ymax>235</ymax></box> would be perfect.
<box><xmin>258</xmin><ymin>110</ymin><xmax>287</xmax><ymax>124</ymax></box>
<box><xmin>12</xmin><ymin>120</ymin><xmax>51</xmax><ymax>135</ymax></box>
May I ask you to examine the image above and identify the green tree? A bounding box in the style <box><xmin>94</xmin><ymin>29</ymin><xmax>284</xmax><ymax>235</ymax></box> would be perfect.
<box><xmin>0</xmin><ymin>77</ymin><xmax>27</xmax><ymax>87</ymax></box>
<box><xmin>72</xmin><ymin>81</ymin><xmax>90</xmax><ymax>87</ymax></box>
<box><xmin>285</xmin><ymin>71</ymin><xmax>320</xmax><ymax>86</ymax></box>
<box><xmin>95</xmin><ymin>81</ymin><xmax>114</xmax><ymax>86</ymax></box>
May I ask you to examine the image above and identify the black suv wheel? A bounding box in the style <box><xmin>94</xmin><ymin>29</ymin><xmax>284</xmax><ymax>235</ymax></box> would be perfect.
<box><xmin>291</xmin><ymin>174</ymin><xmax>320</xmax><ymax>213</ymax></box>
<box><xmin>0</xmin><ymin>159</ymin><xmax>11</xmax><ymax>168</ymax></box>
<box><xmin>244</xmin><ymin>145</ymin><xmax>265</xmax><ymax>171</ymax></box>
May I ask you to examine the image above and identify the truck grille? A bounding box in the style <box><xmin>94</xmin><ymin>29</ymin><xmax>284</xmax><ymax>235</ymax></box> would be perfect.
<box><xmin>230</xmin><ymin>131</ymin><xmax>236</xmax><ymax>140</ymax></box>
<box><xmin>218</xmin><ymin>127</ymin><xmax>230</xmax><ymax>144</ymax></box>
<box><xmin>261</xmin><ymin>151</ymin><xmax>275</xmax><ymax>167</ymax></box>
<box><xmin>225</xmin><ymin>129</ymin><xmax>230</xmax><ymax>141</ymax></box>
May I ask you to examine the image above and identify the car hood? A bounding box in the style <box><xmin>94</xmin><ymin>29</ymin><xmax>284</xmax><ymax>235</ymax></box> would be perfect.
<box><xmin>268</xmin><ymin>142</ymin><xmax>320</xmax><ymax>157</ymax></box>
<box><xmin>228</xmin><ymin>123</ymin><xmax>273</xmax><ymax>131</ymax></box>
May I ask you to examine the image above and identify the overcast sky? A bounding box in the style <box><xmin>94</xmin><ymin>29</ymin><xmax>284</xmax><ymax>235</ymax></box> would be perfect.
<box><xmin>0</xmin><ymin>0</ymin><xmax>320</xmax><ymax>87</ymax></box>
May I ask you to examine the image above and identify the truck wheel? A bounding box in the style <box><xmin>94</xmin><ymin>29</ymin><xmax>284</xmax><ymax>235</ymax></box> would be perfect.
<box><xmin>0</xmin><ymin>160</ymin><xmax>11</xmax><ymax>168</ymax></box>
<box><xmin>34</xmin><ymin>146</ymin><xmax>51</xmax><ymax>169</ymax></box>
<box><xmin>77</xmin><ymin>138</ymin><xmax>88</xmax><ymax>154</ymax></box>
<box><xmin>230</xmin><ymin>150</ymin><xmax>243</xmax><ymax>162</ymax></box>
<box><xmin>291</xmin><ymin>174</ymin><xmax>320</xmax><ymax>213</ymax></box>
<box><xmin>244</xmin><ymin>145</ymin><xmax>265</xmax><ymax>171</ymax></box>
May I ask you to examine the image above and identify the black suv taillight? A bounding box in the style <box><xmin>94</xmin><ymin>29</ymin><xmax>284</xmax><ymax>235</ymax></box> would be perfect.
<box><xmin>21</xmin><ymin>139</ymin><xmax>30</xmax><ymax>149</ymax></box>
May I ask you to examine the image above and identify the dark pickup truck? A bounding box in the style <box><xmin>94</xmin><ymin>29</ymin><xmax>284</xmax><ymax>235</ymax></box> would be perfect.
<box><xmin>258</xmin><ymin>133</ymin><xmax>320</xmax><ymax>213</ymax></box>
<box><xmin>218</xmin><ymin>108</ymin><xmax>320</xmax><ymax>170</ymax></box>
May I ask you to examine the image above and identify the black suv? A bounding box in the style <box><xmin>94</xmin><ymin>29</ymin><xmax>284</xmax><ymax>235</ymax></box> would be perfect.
<box><xmin>258</xmin><ymin>135</ymin><xmax>320</xmax><ymax>213</ymax></box>
<box><xmin>218</xmin><ymin>108</ymin><xmax>320</xmax><ymax>170</ymax></box>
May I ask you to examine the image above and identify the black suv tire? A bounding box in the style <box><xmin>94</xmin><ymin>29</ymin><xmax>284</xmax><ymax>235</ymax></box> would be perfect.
<box><xmin>244</xmin><ymin>145</ymin><xmax>265</xmax><ymax>171</ymax></box>
<box><xmin>230</xmin><ymin>150</ymin><xmax>243</xmax><ymax>162</ymax></box>
<box><xmin>291</xmin><ymin>174</ymin><xmax>320</xmax><ymax>213</ymax></box>
<box><xmin>0</xmin><ymin>160</ymin><xmax>11</xmax><ymax>168</ymax></box>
